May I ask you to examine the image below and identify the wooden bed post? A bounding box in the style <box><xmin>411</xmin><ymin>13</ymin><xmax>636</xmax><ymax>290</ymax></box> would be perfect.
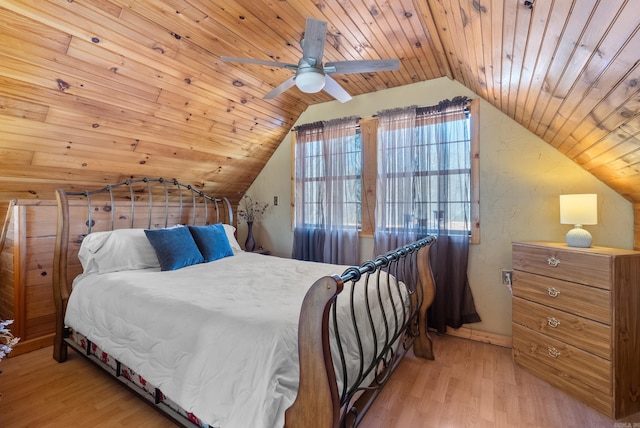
<box><xmin>284</xmin><ymin>275</ymin><xmax>343</xmax><ymax>428</ymax></box>
<box><xmin>52</xmin><ymin>189</ymin><xmax>70</xmax><ymax>363</ymax></box>
<box><xmin>412</xmin><ymin>240</ymin><xmax>436</xmax><ymax>360</ymax></box>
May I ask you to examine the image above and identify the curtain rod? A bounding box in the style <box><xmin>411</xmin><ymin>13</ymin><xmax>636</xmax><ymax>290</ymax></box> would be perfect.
<box><xmin>293</xmin><ymin>116</ymin><xmax>362</xmax><ymax>133</ymax></box>
<box><xmin>372</xmin><ymin>97</ymin><xmax>471</xmax><ymax>118</ymax></box>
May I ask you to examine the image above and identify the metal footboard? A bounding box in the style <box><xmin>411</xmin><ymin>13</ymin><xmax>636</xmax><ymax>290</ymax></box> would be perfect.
<box><xmin>333</xmin><ymin>237</ymin><xmax>435</xmax><ymax>426</ymax></box>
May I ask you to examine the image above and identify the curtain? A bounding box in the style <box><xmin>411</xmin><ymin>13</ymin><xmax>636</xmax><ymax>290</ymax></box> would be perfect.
<box><xmin>292</xmin><ymin>117</ymin><xmax>360</xmax><ymax>265</ymax></box>
<box><xmin>374</xmin><ymin>98</ymin><xmax>480</xmax><ymax>333</ymax></box>
<box><xmin>374</xmin><ymin>106</ymin><xmax>420</xmax><ymax>253</ymax></box>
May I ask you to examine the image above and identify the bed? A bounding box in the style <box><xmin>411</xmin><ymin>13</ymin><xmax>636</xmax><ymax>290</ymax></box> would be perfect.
<box><xmin>52</xmin><ymin>178</ymin><xmax>436</xmax><ymax>428</ymax></box>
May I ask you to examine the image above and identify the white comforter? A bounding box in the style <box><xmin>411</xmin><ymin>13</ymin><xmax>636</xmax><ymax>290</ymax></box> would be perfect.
<box><xmin>65</xmin><ymin>251</ymin><xmax>407</xmax><ymax>428</ymax></box>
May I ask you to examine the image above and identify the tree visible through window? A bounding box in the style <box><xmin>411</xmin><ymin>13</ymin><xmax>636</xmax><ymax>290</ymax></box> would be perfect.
<box><xmin>374</xmin><ymin>98</ymin><xmax>475</xmax><ymax>253</ymax></box>
<box><xmin>296</xmin><ymin>129</ymin><xmax>362</xmax><ymax>229</ymax></box>
<box><xmin>376</xmin><ymin>106</ymin><xmax>472</xmax><ymax>235</ymax></box>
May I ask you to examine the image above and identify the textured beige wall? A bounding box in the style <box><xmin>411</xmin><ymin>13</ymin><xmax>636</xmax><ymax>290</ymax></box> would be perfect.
<box><xmin>241</xmin><ymin>77</ymin><xmax>633</xmax><ymax>337</ymax></box>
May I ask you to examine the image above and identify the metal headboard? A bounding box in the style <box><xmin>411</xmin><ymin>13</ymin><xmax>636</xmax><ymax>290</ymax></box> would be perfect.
<box><xmin>62</xmin><ymin>177</ymin><xmax>233</xmax><ymax>233</ymax></box>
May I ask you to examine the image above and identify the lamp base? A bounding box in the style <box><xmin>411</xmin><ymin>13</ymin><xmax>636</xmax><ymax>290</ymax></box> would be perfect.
<box><xmin>566</xmin><ymin>225</ymin><xmax>592</xmax><ymax>248</ymax></box>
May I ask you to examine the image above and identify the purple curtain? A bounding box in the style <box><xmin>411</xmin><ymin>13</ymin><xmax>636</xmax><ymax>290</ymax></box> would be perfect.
<box><xmin>429</xmin><ymin>234</ymin><xmax>481</xmax><ymax>332</ymax></box>
<box><xmin>374</xmin><ymin>98</ymin><xmax>480</xmax><ymax>333</ymax></box>
<box><xmin>292</xmin><ymin>117</ymin><xmax>360</xmax><ymax>265</ymax></box>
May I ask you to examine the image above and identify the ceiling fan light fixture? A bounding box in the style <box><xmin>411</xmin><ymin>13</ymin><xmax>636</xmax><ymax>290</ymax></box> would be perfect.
<box><xmin>221</xmin><ymin>18</ymin><xmax>398</xmax><ymax>102</ymax></box>
<box><xmin>295</xmin><ymin>71</ymin><xmax>326</xmax><ymax>93</ymax></box>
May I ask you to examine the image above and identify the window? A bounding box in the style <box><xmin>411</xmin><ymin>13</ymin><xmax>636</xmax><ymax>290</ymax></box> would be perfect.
<box><xmin>416</xmin><ymin>112</ymin><xmax>472</xmax><ymax>235</ymax></box>
<box><xmin>377</xmin><ymin>107</ymin><xmax>471</xmax><ymax>235</ymax></box>
<box><xmin>292</xmin><ymin>98</ymin><xmax>479</xmax><ymax>244</ymax></box>
<box><xmin>295</xmin><ymin>129</ymin><xmax>362</xmax><ymax>229</ymax></box>
<box><xmin>292</xmin><ymin>117</ymin><xmax>362</xmax><ymax>265</ymax></box>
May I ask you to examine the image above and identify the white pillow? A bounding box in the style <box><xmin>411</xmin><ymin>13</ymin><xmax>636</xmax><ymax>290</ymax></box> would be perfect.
<box><xmin>222</xmin><ymin>224</ymin><xmax>243</xmax><ymax>253</ymax></box>
<box><xmin>78</xmin><ymin>229</ymin><xmax>160</xmax><ymax>274</ymax></box>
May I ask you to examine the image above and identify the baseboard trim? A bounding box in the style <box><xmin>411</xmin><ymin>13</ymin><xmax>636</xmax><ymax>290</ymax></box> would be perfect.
<box><xmin>444</xmin><ymin>326</ymin><xmax>512</xmax><ymax>348</ymax></box>
<box><xmin>9</xmin><ymin>334</ymin><xmax>54</xmax><ymax>357</ymax></box>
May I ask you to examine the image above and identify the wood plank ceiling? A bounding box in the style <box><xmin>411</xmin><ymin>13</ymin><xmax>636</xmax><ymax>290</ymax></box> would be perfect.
<box><xmin>1</xmin><ymin>0</ymin><xmax>640</xmax><ymax>207</ymax></box>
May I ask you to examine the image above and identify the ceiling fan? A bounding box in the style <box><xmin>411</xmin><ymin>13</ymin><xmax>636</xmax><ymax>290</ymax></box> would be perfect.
<box><xmin>221</xmin><ymin>17</ymin><xmax>400</xmax><ymax>103</ymax></box>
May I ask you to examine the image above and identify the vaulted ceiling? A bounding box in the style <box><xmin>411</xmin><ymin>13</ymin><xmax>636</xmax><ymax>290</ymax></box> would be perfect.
<box><xmin>1</xmin><ymin>0</ymin><xmax>640</xmax><ymax>207</ymax></box>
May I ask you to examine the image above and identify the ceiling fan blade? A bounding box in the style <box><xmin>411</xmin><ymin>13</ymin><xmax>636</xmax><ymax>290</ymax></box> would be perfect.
<box><xmin>301</xmin><ymin>18</ymin><xmax>327</xmax><ymax>64</ymax></box>
<box><xmin>324</xmin><ymin>75</ymin><xmax>352</xmax><ymax>103</ymax></box>
<box><xmin>264</xmin><ymin>76</ymin><xmax>297</xmax><ymax>99</ymax></box>
<box><xmin>220</xmin><ymin>56</ymin><xmax>297</xmax><ymax>70</ymax></box>
<box><xmin>325</xmin><ymin>59</ymin><xmax>400</xmax><ymax>74</ymax></box>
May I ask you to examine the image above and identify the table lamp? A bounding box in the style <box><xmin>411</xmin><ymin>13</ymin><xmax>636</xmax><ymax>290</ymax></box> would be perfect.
<box><xmin>559</xmin><ymin>194</ymin><xmax>597</xmax><ymax>248</ymax></box>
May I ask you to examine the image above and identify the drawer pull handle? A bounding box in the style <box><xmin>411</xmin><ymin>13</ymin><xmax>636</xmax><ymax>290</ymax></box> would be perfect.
<box><xmin>547</xmin><ymin>346</ymin><xmax>561</xmax><ymax>358</ymax></box>
<box><xmin>547</xmin><ymin>317</ymin><xmax>560</xmax><ymax>328</ymax></box>
<box><xmin>547</xmin><ymin>287</ymin><xmax>560</xmax><ymax>298</ymax></box>
<box><xmin>546</xmin><ymin>256</ymin><xmax>560</xmax><ymax>267</ymax></box>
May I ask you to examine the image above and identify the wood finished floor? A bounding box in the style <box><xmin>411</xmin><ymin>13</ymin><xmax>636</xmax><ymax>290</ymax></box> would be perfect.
<box><xmin>0</xmin><ymin>334</ymin><xmax>637</xmax><ymax>427</ymax></box>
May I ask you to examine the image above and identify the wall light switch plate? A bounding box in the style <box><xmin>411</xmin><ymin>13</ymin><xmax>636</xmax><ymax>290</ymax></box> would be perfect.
<box><xmin>501</xmin><ymin>269</ymin><xmax>512</xmax><ymax>286</ymax></box>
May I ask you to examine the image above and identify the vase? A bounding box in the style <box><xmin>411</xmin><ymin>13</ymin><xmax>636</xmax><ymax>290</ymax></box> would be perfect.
<box><xmin>245</xmin><ymin>221</ymin><xmax>256</xmax><ymax>252</ymax></box>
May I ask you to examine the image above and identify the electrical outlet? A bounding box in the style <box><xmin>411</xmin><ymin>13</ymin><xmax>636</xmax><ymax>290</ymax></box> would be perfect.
<box><xmin>273</xmin><ymin>196</ymin><xmax>278</xmax><ymax>206</ymax></box>
<box><xmin>501</xmin><ymin>269</ymin><xmax>512</xmax><ymax>286</ymax></box>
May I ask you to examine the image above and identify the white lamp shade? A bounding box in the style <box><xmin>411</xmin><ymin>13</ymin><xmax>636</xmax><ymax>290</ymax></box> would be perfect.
<box><xmin>559</xmin><ymin>194</ymin><xmax>597</xmax><ymax>225</ymax></box>
<box><xmin>295</xmin><ymin>71</ymin><xmax>325</xmax><ymax>93</ymax></box>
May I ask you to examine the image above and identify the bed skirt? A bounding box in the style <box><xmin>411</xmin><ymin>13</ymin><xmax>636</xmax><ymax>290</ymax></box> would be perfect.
<box><xmin>68</xmin><ymin>330</ymin><xmax>209</xmax><ymax>428</ymax></box>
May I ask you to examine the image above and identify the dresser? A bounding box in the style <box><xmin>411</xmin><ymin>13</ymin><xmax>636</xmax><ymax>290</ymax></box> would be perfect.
<box><xmin>511</xmin><ymin>241</ymin><xmax>640</xmax><ymax>419</ymax></box>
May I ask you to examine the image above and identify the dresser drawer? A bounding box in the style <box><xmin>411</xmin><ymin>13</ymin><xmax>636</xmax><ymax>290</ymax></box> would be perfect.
<box><xmin>512</xmin><ymin>325</ymin><xmax>613</xmax><ymax>416</ymax></box>
<box><xmin>512</xmin><ymin>297</ymin><xmax>611</xmax><ymax>359</ymax></box>
<box><xmin>512</xmin><ymin>243</ymin><xmax>612</xmax><ymax>289</ymax></box>
<box><xmin>512</xmin><ymin>270</ymin><xmax>611</xmax><ymax>325</ymax></box>
<box><xmin>512</xmin><ymin>324</ymin><xmax>612</xmax><ymax>396</ymax></box>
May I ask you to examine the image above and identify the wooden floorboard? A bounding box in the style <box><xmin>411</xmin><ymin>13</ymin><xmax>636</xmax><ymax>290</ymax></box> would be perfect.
<box><xmin>0</xmin><ymin>334</ymin><xmax>638</xmax><ymax>427</ymax></box>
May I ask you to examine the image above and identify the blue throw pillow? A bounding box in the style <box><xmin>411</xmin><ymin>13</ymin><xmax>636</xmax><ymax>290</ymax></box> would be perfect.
<box><xmin>188</xmin><ymin>224</ymin><xmax>234</xmax><ymax>263</ymax></box>
<box><xmin>144</xmin><ymin>226</ymin><xmax>204</xmax><ymax>271</ymax></box>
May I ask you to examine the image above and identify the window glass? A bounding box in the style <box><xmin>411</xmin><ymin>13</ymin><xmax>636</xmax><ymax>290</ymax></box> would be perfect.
<box><xmin>293</xmin><ymin>99</ymin><xmax>479</xmax><ymax>243</ymax></box>
<box><xmin>296</xmin><ymin>130</ymin><xmax>362</xmax><ymax>229</ymax></box>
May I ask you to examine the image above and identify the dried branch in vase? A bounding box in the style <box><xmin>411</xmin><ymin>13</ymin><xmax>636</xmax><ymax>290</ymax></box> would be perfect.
<box><xmin>237</xmin><ymin>194</ymin><xmax>269</xmax><ymax>224</ymax></box>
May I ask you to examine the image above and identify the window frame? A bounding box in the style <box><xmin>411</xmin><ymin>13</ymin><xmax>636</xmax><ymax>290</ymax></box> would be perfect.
<box><xmin>291</xmin><ymin>98</ymin><xmax>480</xmax><ymax>243</ymax></box>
